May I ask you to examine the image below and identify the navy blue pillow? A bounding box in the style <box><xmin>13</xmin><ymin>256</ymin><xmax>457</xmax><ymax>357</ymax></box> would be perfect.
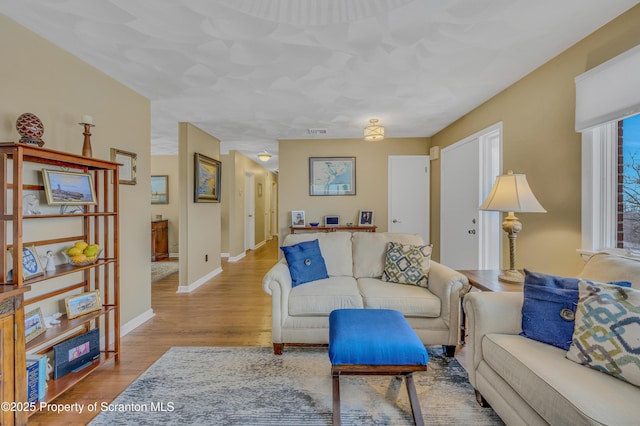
<box><xmin>521</xmin><ymin>270</ymin><xmax>631</xmax><ymax>350</ymax></box>
<box><xmin>280</xmin><ymin>239</ymin><xmax>329</xmax><ymax>287</ymax></box>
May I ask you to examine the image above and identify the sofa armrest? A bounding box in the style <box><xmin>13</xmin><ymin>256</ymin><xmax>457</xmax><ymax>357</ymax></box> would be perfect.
<box><xmin>462</xmin><ymin>291</ymin><xmax>524</xmax><ymax>387</ymax></box>
<box><xmin>262</xmin><ymin>261</ymin><xmax>293</xmax><ymax>344</ymax></box>
<box><xmin>427</xmin><ymin>261</ymin><xmax>470</xmax><ymax>345</ymax></box>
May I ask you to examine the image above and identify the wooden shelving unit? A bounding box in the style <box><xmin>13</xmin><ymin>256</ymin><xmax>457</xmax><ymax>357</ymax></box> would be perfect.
<box><xmin>0</xmin><ymin>142</ymin><xmax>120</xmax><ymax>424</ymax></box>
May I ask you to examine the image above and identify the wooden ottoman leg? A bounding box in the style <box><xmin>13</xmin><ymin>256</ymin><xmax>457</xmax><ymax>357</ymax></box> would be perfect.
<box><xmin>332</xmin><ymin>370</ymin><xmax>341</xmax><ymax>425</ymax></box>
<box><xmin>405</xmin><ymin>373</ymin><xmax>424</xmax><ymax>426</ymax></box>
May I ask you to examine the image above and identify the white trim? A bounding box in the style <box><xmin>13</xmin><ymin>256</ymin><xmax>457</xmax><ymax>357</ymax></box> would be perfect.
<box><xmin>228</xmin><ymin>252</ymin><xmax>246</xmax><ymax>262</ymax></box>
<box><xmin>169</xmin><ymin>252</ymin><xmax>179</xmax><ymax>258</ymax></box>
<box><xmin>176</xmin><ymin>267</ymin><xmax>223</xmax><ymax>293</ymax></box>
<box><xmin>120</xmin><ymin>309</ymin><xmax>155</xmax><ymax>337</ymax></box>
<box><xmin>220</xmin><ymin>252</ymin><xmax>229</xmax><ymax>258</ymax></box>
<box><xmin>254</xmin><ymin>240</ymin><xmax>266</xmax><ymax>249</ymax></box>
<box><xmin>581</xmin><ymin>122</ymin><xmax>617</xmax><ymax>251</ymax></box>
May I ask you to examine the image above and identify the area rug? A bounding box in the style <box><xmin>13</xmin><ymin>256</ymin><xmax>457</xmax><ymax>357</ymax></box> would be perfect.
<box><xmin>151</xmin><ymin>261</ymin><xmax>178</xmax><ymax>283</ymax></box>
<box><xmin>89</xmin><ymin>347</ymin><xmax>503</xmax><ymax>425</ymax></box>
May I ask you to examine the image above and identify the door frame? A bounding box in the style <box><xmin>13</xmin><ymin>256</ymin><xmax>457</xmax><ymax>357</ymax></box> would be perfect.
<box><xmin>440</xmin><ymin>122</ymin><xmax>502</xmax><ymax>269</ymax></box>
<box><xmin>244</xmin><ymin>171</ymin><xmax>255</xmax><ymax>251</ymax></box>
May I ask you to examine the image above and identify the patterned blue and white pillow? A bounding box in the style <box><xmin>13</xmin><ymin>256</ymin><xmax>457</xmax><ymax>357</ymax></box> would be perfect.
<box><xmin>381</xmin><ymin>242</ymin><xmax>432</xmax><ymax>288</ymax></box>
<box><xmin>566</xmin><ymin>280</ymin><xmax>640</xmax><ymax>387</ymax></box>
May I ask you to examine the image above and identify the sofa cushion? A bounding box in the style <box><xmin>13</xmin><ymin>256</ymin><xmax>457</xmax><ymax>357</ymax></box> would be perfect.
<box><xmin>357</xmin><ymin>277</ymin><xmax>440</xmax><ymax>317</ymax></box>
<box><xmin>482</xmin><ymin>333</ymin><xmax>640</xmax><ymax>425</ymax></box>
<box><xmin>566</xmin><ymin>280</ymin><xmax>640</xmax><ymax>387</ymax></box>
<box><xmin>521</xmin><ymin>270</ymin><xmax>631</xmax><ymax>350</ymax></box>
<box><xmin>288</xmin><ymin>276</ymin><xmax>363</xmax><ymax>316</ymax></box>
<box><xmin>352</xmin><ymin>232</ymin><xmax>424</xmax><ymax>279</ymax></box>
<box><xmin>381</xmin><ymin>242</ymin><xmax>432</xmax><ymax>288</ymax></box>
<box><xmin>282</xmin><ymin>232</ymin><xmax>353</xmax><ymax>277</ymax></box>
<box><xmin>579</xmin><ymin>252</ymin><xmax>640</xmax><ymax>289</ymax></box>
<box><xmin>280</xmin><ymin>239</ymin><xmax>329</xmax><ymax>287</ymax></box>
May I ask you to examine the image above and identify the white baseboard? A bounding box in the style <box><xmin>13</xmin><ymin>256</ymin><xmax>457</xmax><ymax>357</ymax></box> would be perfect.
<box><xmin>228</xmin><ymin>252</ymin><xmax>246</xmax><ymax>262</ymax></box>
<box><xmin>120</xmin><ymin>308</ymin><xmax>156</xmax><ymax>337</ymax></box>
<box><xmin>220</xmin><ymin>253</ymin><xmax>230</xmax><ymax>258</ymax></box>
<box><xmin>254</xmin><ymin>240</ymin><xmax>265</xmax><ymax>249</ymax></box>
<box><xmin>176</xmin><ymin>266</ymin><xmax>223</xmax><ymax>293</ymax></box>
<box><xmin>169</xmin><ymin>252</ymin><xmax>179</xmax><ymax>259</ymax></box>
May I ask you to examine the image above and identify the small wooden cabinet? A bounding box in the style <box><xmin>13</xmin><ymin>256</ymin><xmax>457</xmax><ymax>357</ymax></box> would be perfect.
<box><xmin>151</xmin><ymin>220</ymin><xmax>169</xmax><ymax>261</ymax></box>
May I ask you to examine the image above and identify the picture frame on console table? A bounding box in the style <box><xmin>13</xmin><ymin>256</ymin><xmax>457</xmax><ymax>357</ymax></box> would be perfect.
<box><xmin>53</xmin><ymin>328</ymin><xmax>100</xmax><ymax>379</ymax></box>
<box><xmin>359</xmin><ymin>210</ymin><xmax>374</xmax><ymax>226</ymax></box>
<box><xmin>292</xmin><ymin>210</ymin><xmax>305</xmax><ymax>227</ymax></box>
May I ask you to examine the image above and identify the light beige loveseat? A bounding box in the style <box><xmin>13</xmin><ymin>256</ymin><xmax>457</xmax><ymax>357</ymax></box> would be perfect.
<box><xmin>262</xmin><ymin>231</ymin><xmax>469</xmax><ymax>355</ymax></box>
<box><xmin>463</xmin><ymin>253</ymin><xmax>640</xmax><ymax>425</ymax></box>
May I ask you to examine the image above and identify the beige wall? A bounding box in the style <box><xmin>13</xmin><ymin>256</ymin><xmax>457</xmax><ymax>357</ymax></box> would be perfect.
<box><xmin>221</xmin><ymin>150</ymin><xmax>278</xmax><ymax>258</ymax></box>
<box><xmin>430</xmin><ymin>5</ymin><xmax>640</xmax><ymax>276</ymax></box>
<box><xmin>278</xmin><ymin>137</ymin><xmax>429</xmax><ymax>242</ymax></box>
<box><xmin>177</xmin><ymin>123</ymin><xmax>221</xmax><ymax>287</ymax></box>
<box><xmin>0</xmin><ymin>14</ymin><xmax>152</xmax><ymax>326</ymax></box>
<box><xmin>150</xmin><ymin>155</ymin><xmax>179</xmax><ymax>255</ymax></box>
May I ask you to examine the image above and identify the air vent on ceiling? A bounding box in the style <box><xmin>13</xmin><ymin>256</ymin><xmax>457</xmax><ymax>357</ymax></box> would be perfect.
<box><xmin>307</xmin><ymin>128</ymin><xmax>328</xmax><ymax>135</ymax></box>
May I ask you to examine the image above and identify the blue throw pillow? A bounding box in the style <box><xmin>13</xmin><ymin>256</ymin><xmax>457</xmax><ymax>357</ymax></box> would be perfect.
<box><xmin>280</xmin><ymin>239</ymin><xmax>329</xmax><ymax>287</ymax></box>
<box><xmin>521</xmin><ymin>270</ymin><xmax>631</xmax><ymax>350</ymax></box>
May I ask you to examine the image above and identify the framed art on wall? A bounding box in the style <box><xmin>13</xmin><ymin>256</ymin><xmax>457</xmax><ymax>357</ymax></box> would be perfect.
<box><xmin>42</xmin><ymin>169</ymin><xmax>97</xmax><ymax>205</ymax></box>
<box><xmin>151</xmin><ymin>175</ymin><xmax>169</xmax><ymax>204</ymax></box>
<box><xmin>110</xmin><ymin>148</ymin><xmax>137</xmax><ymax>185</ymax></box>
<box><xmin>194</xmin><ymin>153</ymin><xmax>221</xmax><ymax>203</ymax></box>
<box><xmin>309</xmin><ymin>157</ymin><xmax>356</xmax><ymax>196</ymax></box>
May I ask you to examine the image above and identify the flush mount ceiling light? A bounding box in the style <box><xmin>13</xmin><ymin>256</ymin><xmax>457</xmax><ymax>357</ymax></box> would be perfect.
<box><xmin>364</xmin><ymin>118</ymin><xmax>385</xmax><ymax>141</ymax></box>
<box><xmin>257</xmin><ymin>152</ymin><xmax>272</xmax><ymax>162</ymax></box>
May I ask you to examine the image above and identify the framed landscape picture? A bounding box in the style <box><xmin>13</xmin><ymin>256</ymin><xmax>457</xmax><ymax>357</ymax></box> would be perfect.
<box><xmin>151</xmin><ymin>175</ymin><xmax>169</xmax><ymax>204</ymax></box>
<box><xmin>110</xmin><ymin>148</ymin><xmax>137</xmax><ymax>185</ymax></box>
<box><xmin>194</xmin><ymin>153</ymin><xmax>221</xmax><ymax>203</ymax></box>
<box><xmin>309</xmin><ymin>157</ymin><xmax>356</xmax><ymax>196</ymax></box>
<box><xmin>42</xmin><ymin>169</ymin><xmax>97</xmax><ymax>205</ymax></box>
<box><xmin>64</xmin><ymin>290</ymin><xmax>102</xmax><ymax>319</ymax></box>
<box><xmin>25</xmin><ymin>307</ymin><xmax>46</xmax><ymax>343</ymax></box>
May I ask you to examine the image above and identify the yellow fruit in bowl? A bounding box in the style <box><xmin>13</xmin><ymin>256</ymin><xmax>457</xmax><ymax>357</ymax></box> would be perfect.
<box><xmin>71</xmin><ymin>254</ymin><xmax>88</xmax><ymax>264</ymax></box>
<box><xmin>84</xmin><ymin>247</ymin><xmax>99</xmax><ymax>258</ymax></box>
<box><xmin>74</xmin><ymin>241</ymin><xmax>89</xmax><ymax>251</ymax></box>
<box><xmin>67</xmin><ymin>247</ymin><xmax>83</xmax><ymax>256</ymax></box>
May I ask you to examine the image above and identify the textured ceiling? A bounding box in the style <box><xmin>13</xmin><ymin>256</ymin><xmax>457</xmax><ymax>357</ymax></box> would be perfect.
<box><xmin>1</xmin><ymin>0</ymin><xmax>638</xmax><ymax>170</ymax></box>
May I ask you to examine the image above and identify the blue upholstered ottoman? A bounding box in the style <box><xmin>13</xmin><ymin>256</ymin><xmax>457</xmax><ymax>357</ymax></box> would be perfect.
<box><xmin>329</xmin><ymin>309</ymin><xmax>428</xmax><ymax>426</ymax></box>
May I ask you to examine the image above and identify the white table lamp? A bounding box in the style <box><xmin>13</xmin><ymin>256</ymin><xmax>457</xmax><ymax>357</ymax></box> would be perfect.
<box><xmin>480</xmin><ymin>170</ymin><xmax>546</xmax><ymax>283</ymax></box>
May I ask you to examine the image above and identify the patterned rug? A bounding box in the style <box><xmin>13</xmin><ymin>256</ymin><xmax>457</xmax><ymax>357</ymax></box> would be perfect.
<box><xmin>151</xmin><ymin>261</ymin><xmax>179</xmax><ymax>283</ymax></box>
<box><xmin>89</xmin><ymin>347</ymin><xmax>503</xmax><ymax>425</ymax></box>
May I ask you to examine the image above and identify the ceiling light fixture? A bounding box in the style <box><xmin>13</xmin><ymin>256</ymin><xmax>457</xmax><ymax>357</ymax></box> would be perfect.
<box><xmin>364</xmin><ymin>118</ymin><xmax>385</xmax><ymax>141</ymax></box>
<box><xmin>257</xmin><ymin>152</ymin><xmax>272</xmax><ymax>162</ymax></box>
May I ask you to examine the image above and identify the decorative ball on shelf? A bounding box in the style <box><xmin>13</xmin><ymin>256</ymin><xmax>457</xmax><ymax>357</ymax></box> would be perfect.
<box><xmin>16</xmin><ymin>112</ymin><xmax>45</xmax><ymax>146</ymax></box>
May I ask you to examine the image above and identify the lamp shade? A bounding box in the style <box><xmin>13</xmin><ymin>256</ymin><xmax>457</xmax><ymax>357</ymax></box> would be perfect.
<box><xmin>364</xmin><ymin>118</ymin><xmax>385</xmax><ymax>141</ymax></box>
<box><xmin>257</xmin><ymin>153</ymin><xmax>272</xmax><ymax>162</ymax></box>
<box><xmin>479</xmin><ymin>171</ymin><xmax>546</xmax><ymax>213</ymax></box>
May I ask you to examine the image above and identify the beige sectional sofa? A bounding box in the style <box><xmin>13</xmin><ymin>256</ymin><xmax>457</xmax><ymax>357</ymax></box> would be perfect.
<box><xmin>463</xmin><ymin>253</ymin><xmax>640</xmax><ymax>425</ymax></box>
<box><xmin>262</xmin><ymin>231</ymin><xmax>469</xmax><ymax>355</ymax></box>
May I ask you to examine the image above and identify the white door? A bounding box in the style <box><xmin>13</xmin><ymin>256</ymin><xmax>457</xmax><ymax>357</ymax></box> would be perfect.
<box><xmin>271</xmin><ymin>182</ymin><xmax>278</xmax><ymax>239</ymax></box>
<box><xmin>244</xmin><ymin>172</ymin><xmax>255</xmax><ymax>251</ymax></box>
<box><xmin>440</xmin><ymin>124</ymin><xmax>501</xmax><ymax>270</ymax></box>
<box><xmin>388</xmin><ymin>156</ymin><xmax>430</xmax><ymax>243</ymax></box>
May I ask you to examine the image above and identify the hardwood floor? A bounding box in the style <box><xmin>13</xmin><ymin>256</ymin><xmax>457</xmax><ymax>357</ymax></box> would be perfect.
<box><xmin>29</xmin><ymin>239</ymin><xmax>277</xmax><ymax>425</ymax></box>
<box><xmin>29</xmin><ymin>237</ymin><xmax>469</xmax><ymax>424</ymax></box>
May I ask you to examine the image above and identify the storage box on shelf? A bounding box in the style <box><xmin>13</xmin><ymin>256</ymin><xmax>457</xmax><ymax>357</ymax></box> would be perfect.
<box><xmin>0</xmin><ymin>142</ymin><xmax>120</xmax><ymax>423</ymax></box>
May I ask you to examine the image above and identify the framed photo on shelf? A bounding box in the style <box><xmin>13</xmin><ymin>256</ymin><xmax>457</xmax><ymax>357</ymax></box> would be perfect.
<box><xmin>324</xmin><ymin>215</ymin><xmax>340</xmax><ymax>226</ymax></box>
<box><xmin>359</xmin><ymin>210</ymin><xmax>375</xmax><ymax>226</ymax></box>
<box><xmin>41</xmin><ymin>169</ymin><xmax>97</xmax><ymax>205</ymax></box>
<box><xmin>20</xmin><ymin>245</ymin><xmax>44</xmax><ymax>280</ymax></box>
<box><xmin>110</xmin><ymin>148</ymin><xmax>137</xmax><ymax>185</ymax></box>
<box><xmin>64</xmin><ymin>290</ymin><xmax>102</xmax><ymax>320</ymax></box>
<box><xmin>194</xmin><ymin>153</ymin><xmax>221</xmax><ymax>203</ymax></box>
<box><xmin>53</xmin><ymin>328</ymin><xmax>100</xmax><ymax>379</ymax></box>
<box><xmin>292</xmin><ymin>210</ymin><xmax>306</xmax><ymax>227</ymax></box>
<box><xmin>25</xmin><ymin>307</ymin><xmax>46</xmax><ymax>343</ymax></box>
<box><xmin>309</xmin><ymin>157</ymin><xmax>356</xmax><ymax>196</ymax></box>
<box><xmin>151</xmin><ymin>175</ymin><xmax>169</xmax><ymax>204</ymax></box>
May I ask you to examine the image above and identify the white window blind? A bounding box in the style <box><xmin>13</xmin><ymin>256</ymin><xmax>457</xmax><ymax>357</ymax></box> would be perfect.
<box><xmin>575</xmin><ymin>44</ymin><xmax>640</xmax><ymax>132</ymax></box>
